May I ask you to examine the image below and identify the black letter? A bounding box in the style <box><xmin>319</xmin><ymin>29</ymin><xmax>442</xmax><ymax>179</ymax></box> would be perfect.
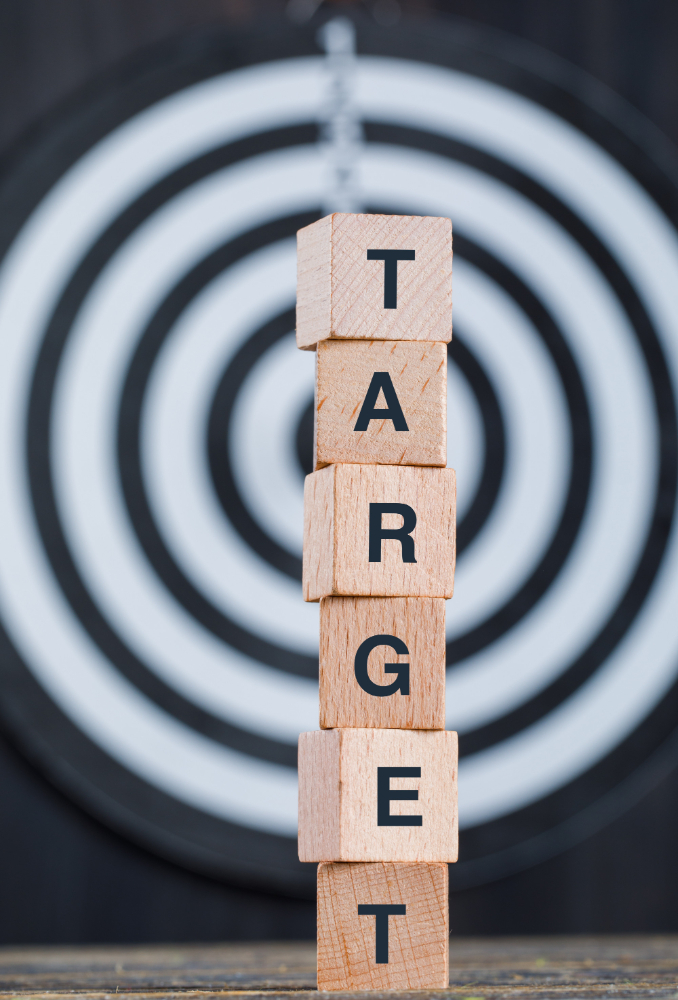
<box><xmin>354</xmin><ymin>372</ymin><xmax>409</xmax><ymax>432</ymax></box>
<box><xmin>377</xmin><ymin>766</ymin><xmax>422</xmax><ymax>826</ymax></box>
<box><xmin>369</xmin><ymin>503</ymin><xmax>417</xmax><ymax>563</ymax></box>
<box><xmin>358</xmin><ymin>904</ymin><xmax>406</xmax><ymax>963</ymax></box>
<box><xmin>367</xmin><ymin>249</ymin><xmax>415</xmax><ymax>308</ymax></box>
<box><xmin>355</xmin><ymin>635</ymin><xmax>409</xmax><ymax>697</ymax></box>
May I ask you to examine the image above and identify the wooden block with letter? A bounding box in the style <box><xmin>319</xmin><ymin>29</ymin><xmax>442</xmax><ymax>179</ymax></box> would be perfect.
<box><xmin>303</xmin><ymin>463</ymin><xmax>456</xmax><ymax>602</ymax></box>
<box><xmin>296</xmin><ymin>213</ymin><xmax>452</xmax><ymax>349</ymax></box>
<box><xmin>297</xmin><ymin>728</ymin><xmax>458</xmax><ymax>862</ymax></box>
<box><xmin>319</xmin><ymin>597</ymin><xmax>446</xmax><ymax>730</ymax></box>
<box><xmin>317</xmin><ymin>861</ymin><xmax>449</xmax><ymax>991</ymax></box>
<box><xmin>314</xmin><ymin>339</ymin><xmax>447</xmax><ymax>469</ymax></box>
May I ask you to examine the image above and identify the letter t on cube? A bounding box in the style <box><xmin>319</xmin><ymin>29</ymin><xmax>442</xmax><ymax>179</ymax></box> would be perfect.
<box><xmin>317</xmin><ymin>861</ymin><xmax>449</xmax><ymax>990</ymax></box>
<box><xmin>296</xmin><ymin>213</ymin><xmax>452</xmax><ymax>348</ymax></box>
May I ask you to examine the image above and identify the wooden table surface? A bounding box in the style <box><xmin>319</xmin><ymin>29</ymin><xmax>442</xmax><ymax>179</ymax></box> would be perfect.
<box><xmin>1</xmin><ymin>937</ymin><xmax>678</xmax><ymax>998</ymax></box>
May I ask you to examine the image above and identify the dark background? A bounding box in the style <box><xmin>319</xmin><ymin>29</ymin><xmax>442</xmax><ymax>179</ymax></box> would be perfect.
<box><xmin>1</xmin><ymin>0</ymin><xmax>678</xmax><ymax>944</ymax></box>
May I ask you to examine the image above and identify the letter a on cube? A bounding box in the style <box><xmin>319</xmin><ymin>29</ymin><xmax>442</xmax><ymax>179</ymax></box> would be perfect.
<box><xmin>317</xmin><ymin>861</ymin><xmax>449</xmax><ymax>990</ymax></box>
<box><xmin>303</xmin><ymin>464</ymin><xmax>456</xmax><ymax>601</ymax></box>
<box><xmin>314</xmin><ymin>339</ymin><xmax>447</xmax><ymax>469</ymax></box>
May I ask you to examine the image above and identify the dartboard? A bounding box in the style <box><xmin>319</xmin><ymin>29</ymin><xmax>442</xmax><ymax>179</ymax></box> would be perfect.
<box><xmin>0</xmin><ymin>15</ymin><xmax>677</xmax><ymax>896</ymax></box>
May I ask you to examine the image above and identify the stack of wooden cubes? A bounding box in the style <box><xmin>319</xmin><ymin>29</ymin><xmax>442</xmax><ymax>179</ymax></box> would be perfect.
<box><xmin>296</xmin><ymin>213</ymin><xmax>457</xmax><ymax>991</ymax></box>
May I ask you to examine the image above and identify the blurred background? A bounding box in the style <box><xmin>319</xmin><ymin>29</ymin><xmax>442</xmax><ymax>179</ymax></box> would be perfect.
<box><xmin>1</xmin><ymin>0</ymin><xmax>678</xmax><ymax>944</ymax></box>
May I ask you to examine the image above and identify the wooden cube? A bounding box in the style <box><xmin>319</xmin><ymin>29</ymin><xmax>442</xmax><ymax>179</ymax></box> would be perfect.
<box><xmin>317</xmin><ymin>861</ymin><xmax>449</xmax><ymax>991</ymax></box>
<box><xmin>296</xmin><ymin>213</ymin><xmax>452</xmax><ymax>350</ymax></box>
<box><xmin>319</xmin><ymin>597</ymin><xmax>446</xmax><ymax>730</ymax></box>
<box><xmin>298</xmin><ymin>728</ymin><xmax>458</xmax><ymax>862</ymax></box>
<box><xmin>303</xmin><ymin>464</ymin><xmax>456</xmax><ymax>602</ymax></box>
<box><xmin>314</xmin><ymin>339</ymin><xmax>447</xmax><ymax>469</ymax></box>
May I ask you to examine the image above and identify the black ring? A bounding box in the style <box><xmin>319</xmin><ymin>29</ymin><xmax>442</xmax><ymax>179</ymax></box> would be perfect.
<box><xmin>451</xmin><ymin>335</ymin><xmax>507</xmax><ymax>556</ymax></box>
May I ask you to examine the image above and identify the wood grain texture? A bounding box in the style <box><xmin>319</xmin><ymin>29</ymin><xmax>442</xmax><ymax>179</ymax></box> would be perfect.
<box><xmin>3</xmin><ymin>937</ymin><xmax>678</xmax><ymax>997</ymax></box>
<box><xmin>316</xmin><ymin>861</ymin><xmax>449</xmax><ymax>991</ymax></box>
<box><xmin>296</xmin><ymin>214</ymin><xmax>331</xmax><ymax>350</ymax></box>
<box><xmin>298</xmin><ymin>729</ymin><xmax>342</xmax><ymax>862</ymax></box>
<box><xmin>303</xmin><ymin>464</ymin><xmax>456</xmax><ymax>601</ymax></box>
<box><xmin>314</xmin><ymin>339</ymin><xmax>447</xmax><ymax>469</ymax></box>
<box><xmin>302</xmin><ymin>464</ymin><xmax>335</xmax><ymax>603</ymax></box>
<box><xmin>319</xmin><ymin>597</ymin><xmax>446</xmax><ymax>730</ymax></box>
<box><xmin>298</xmin><ymin>729</ymin><xmax>458</xmax><ymax>862</ymax></box>
<box><xmin>296</xmin><ymin>213</ymin><xmax>452</xmax><ymax>350</ymax></box>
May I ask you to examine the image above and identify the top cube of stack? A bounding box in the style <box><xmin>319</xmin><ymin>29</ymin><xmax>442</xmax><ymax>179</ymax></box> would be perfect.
<box><xmin>296</xmin><ymin>213</ymin><xmax>452</xmax><ymax>350</ymax></box>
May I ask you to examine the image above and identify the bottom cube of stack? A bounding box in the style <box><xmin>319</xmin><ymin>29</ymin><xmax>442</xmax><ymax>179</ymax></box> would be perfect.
<box><xmin>317</xmin><ymin>861</ymin><xmax>449</xmax><ymax>991</ymax></box>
